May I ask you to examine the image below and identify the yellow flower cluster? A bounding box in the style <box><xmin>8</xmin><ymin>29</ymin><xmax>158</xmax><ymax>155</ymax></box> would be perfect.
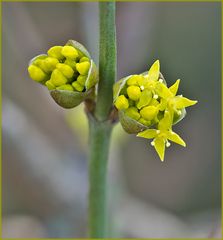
<box><xmin>114</xmin><ymin>60</ymin><xmax>197</xmax><ymax>161</ymax></box>
<box><xmin>28</xmin><ymin>45</ymin><xmax>91</xmax><ymax>92</ymax></box>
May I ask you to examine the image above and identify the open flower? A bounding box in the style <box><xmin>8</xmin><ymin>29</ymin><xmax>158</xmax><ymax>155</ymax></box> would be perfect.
<box><xmin>158</xmin><ymin>79</ymin><xmax>197</xmax><ymax>118</ymax></box>
<box><xmin>137</xmin><ymin>111</ymin><xmax>186</xmax><ymax>161</ymax></box>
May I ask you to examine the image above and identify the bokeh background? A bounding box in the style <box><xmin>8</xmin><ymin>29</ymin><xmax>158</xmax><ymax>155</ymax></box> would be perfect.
<box><xmin>2</xmin><ymin>1</ymin><xmax>221</xmax><ymax>238</ymax></box>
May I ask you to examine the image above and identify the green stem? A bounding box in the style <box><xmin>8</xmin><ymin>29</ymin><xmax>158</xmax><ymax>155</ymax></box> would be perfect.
<box><xmin>95</xmin><ymin>1</ymin><xmax>117</xmax><ymax>121</ymax></box>
<box><xmin>88</xmin><ymin>120</ymin><xmax>112</xmax><ymax>237</ymax></box>
<box><xmin>87</xmin><ymin>2</ymin><xmax>116</xmax><ymax>238</ymax></box>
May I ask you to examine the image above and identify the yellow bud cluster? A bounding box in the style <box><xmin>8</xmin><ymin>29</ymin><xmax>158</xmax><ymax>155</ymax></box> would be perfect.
<box><xmin>114</xmin><ymin>74</ymin><xmax>161</xmax><ymax>126</ymax></box>
<box><xmin>114</xmin><ymin>60</ymin><xmax>197</xmax><ymax>161</ymax></box>
<box><xmin>114</xmin><ymin>61</ymin><xmax>197</xmax><ymax>129</ymax></box>
<box><xmin>28</xmin><ymin>44</ymin><xmax>91</xmax><ymax>92</ymax></box>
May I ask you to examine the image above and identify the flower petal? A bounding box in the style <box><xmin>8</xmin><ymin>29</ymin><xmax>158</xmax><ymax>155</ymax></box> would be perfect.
<box><xmin>154</xmin><ymin>137</ymin><xmax>166</xmax><ymax>161</ymax></box>
<box><xmin>147</xmin><ymin>60</ymin><xmax>160</xmax><ymax>81</ymax></box>
<box><xmin>158</xmin><ymin>98</ymin><xmax>167</xmax><ymax>111</ymax></box>
<box><xmin>166</xmin><ymin>131</ymin><xmax>186</xmax><ymax>147</ymax></box>
<box><xmin>158</xmin><ymin>111</ymin><xmax>172</xmax><ymax>131</ymax></box>
<box><xmin>137</xmin><ymin>89</ymin><xmax>152</xmax><ymax>109</ymax></box>
<box><xmin>174</xmin><ymin>96</ymin><xmax>198</xmax><ymax>109</ymax></box>
<box><xmin>137</xmin><ymin>129</ymin><xmax>157</xmax><ymax>139</ymax></box>
<box><xmin>137</xmin><ymin>75</ymin><xmax>149</xmax><ymax>87</ymax></box>
<box><xmin>155</xmin><ymin>82</ymin><xmax>172</xmax><ymax>99</ymax></box>
<box><xmin>169</xmin><ymin>79</ymin><xmax>180</xmax><ymax>96</ymax></box>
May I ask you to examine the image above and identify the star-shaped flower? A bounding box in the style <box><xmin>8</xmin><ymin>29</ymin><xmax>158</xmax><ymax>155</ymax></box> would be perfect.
<box><xmin>137</xmin><ymin>111</ymin><xmax>186</xmax><ymax>161</ymax></box>
<box><xmin>158</xmin><ymin>79</ymin><xmax>197</xmax><ymax>116</ymax></box>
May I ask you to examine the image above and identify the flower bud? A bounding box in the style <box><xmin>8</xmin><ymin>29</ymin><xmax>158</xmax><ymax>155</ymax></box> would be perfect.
<box><xmin>72</xmin><ymin>81</ymin><xmax>85</xmax><ymax>92</ymax></box>
<box><xmin>61</xmin><ymin>46</ymin><xmax>78</xmax><ymax>60</ymax></box>
<box><xmin>56</xmin><ymin>84</ymin><xmax>74</xmax><ymax>91</ymax></box>
<box><xmin>28</xmin><ymin>65</ymin><xmax>48</xmax><ymax>82</ymax></box>
<box><xmin>125</xmin><ymin>107</ymin><xmax>140</xmax><ymax>121</ymax></box>
<box><xmin>44</xmin><ymin>57</ymin><xmax>59</xmax><ymax>72</ymax></box>
<box><xmin>51</xmin><ymin>69</ymin><xmax>68</xmax><ymax>86</ymax></box>
<box><xmin>77</xmin><ymin>75</ymin><xmax>87</xmax><ymax>86</ymax></box>
<box><xmin>127</xmin><ymin>75</ymin><xmax>143</xmax><ymax>86</ymax></box>
<box><xmin>114</xmin><ymin>95</ymin><xmax>129</xmax><ymax>110</ymax></box>
<box><xmin>127</xmin><ymin>86</ymin><xmax>141</xmax><ymax>101</ymax></box>
<box><xmin>45</xmin><ymin>80</ymin><xmax>55</xmax><ymax>90</ymax></box>
<box><xmin>64</xmin><ymin>59</ymin><xmax>77</xmax><ymax>70</ymax></box>
<box><xmin>140</xmin><ymin>106</ymin><xmax>158</xmax><ymax>121</ymax></box>
<box><xmin>138</xmin><ymin>118</ymin><xmax>151</xmax><ymax>127</ymax></box>
<box><xmin>56</xmin><ymin>63</ymin><xmax>74</xmax><ymax>79</ymax></box>
<box><xmin>28</xmin><ymin>40</ymin><xmax>98</xmax><ymax>108</ymax></box>
<box><xmin>47</xmin><ymin>46</ymin><xmax>64</xmax><ymax>60</ymax></box>
<box><xmin>80</xmin><ymin>57</ymin><xmax>90</xmax><ymax>63</ymax></box>
<box><xmin>76</xmin><ymin>62</ymin><xmax>90</xmax><ymax>75</ymax></box>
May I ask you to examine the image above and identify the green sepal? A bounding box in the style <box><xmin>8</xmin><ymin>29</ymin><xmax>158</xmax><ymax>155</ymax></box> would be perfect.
<box><xmin>50</xmin><ymin>87</ymin><xmax>95</xmax><ymax>109</ymax></box>
<box><xmin>85</xmin><ymin>60</ymin><xmax>99</xmax><ymax>90</ymax></box>
<box><xmin>29</xmin><ymin>54</ymin><xmax>48</xmax><ymax>66</ymax></box>
<box><xmin>173</xmin><ymin>108</ymin><xmax>186</xmax><ymax>125</ymax></box>
<box><xmin>119</xmin><ymin>110</ymin><xmax>149</xmax><ymax>134</ymax></box>
<box><xmin>113</xmin><ymin>75</ymin><xmax>131</xmax><ymax>101</ymax></box>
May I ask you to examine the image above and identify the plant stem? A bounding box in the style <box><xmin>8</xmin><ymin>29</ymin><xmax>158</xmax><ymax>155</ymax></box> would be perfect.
<box><xmin>95</xmin><ymin>1</ymin><xmax>117</xmax><ymax>121</ymax></box>
<box><xmin>87</xmin><ymin>1</ymin><xmax>116</xmax><ymax>238</ymax></box>
<box><xmin>88</xmin><ymin>119</ymin><xmax>112</xmax><ymax>237</ymax></box>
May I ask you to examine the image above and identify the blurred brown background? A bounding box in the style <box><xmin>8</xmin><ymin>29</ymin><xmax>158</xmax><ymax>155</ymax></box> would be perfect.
<box><xmin>2</xmin><ymin>2</ymin><xmax>221</xmax><ymax>238</ymax></box>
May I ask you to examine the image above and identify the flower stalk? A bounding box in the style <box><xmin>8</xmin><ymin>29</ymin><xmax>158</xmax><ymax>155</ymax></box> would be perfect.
<box><xmin>87</xmin><ymin>2</ymin><xmax>116</xmax><ymax>237</ymax></box>
<box><xmin>95</xmin><ymin>2</ymin><xmax>117</xmax><ymax>121</ymax></box>
<box><xmin>88</xmin><ymin>119</ymin><xmax>112</xmax><ymax>237</ymax></box>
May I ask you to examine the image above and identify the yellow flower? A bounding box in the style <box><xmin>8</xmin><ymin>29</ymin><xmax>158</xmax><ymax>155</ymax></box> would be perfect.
<box><xmin>137</xmin><ymin>111</ymin><xmax>186</xmax><ymax>161</ymax></box>
<box><xmin>159</xmin><ymin>79</ymin><xmax>197</xmax><ymax>116</ymax></box>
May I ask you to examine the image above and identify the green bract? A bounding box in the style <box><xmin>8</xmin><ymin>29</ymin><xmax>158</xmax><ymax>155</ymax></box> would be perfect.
<box><xmin>28</xmin><ymin>40</ymin><xmax>98</xmax><ymax>108</ymax></box>
<box><xmin>113</xmin><ymin>60</ymin><xmax>197</xmax><ymax>161</ymax></box>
